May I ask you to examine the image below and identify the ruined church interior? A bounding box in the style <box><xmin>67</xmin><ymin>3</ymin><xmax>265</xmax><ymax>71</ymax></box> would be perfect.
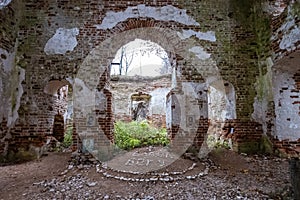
<box><xmin>0</xmin><ymin>0</ymin><xmax>299</xmax><ymax>199</ymax></box>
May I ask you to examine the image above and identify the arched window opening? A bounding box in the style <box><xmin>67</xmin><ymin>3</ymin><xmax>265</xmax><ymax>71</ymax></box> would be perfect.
<box><xmin>110</xmin><ymin>38</ymin><xmax>172</xmax><ymax>77</ymax></box>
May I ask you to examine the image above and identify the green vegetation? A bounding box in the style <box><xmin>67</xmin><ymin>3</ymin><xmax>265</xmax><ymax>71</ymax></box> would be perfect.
<box><xmin>259</xmin><ymin>134</ymin><xmax>273</xmax><ymax>154</ymax></box>
<box><xmin>207</xmin><ymin>135</ymin><xmax>231</xmax><ymax>150</ymax></box>
<box><xmin>63</xmin><ymin>126</ymin><xmax>73</xmax><ymax>148</ymax></box>
<box><xmin>229</xmin><ymin>0</ymin><xmax>272</xmax><ymax>115</ymax></box>
<box><xmin>291</xmin><ymin>1</ymin><xmax>300</xmax><ymax>17</ymax></box>
<box><xmin>114</xmin><ymin>120</ymin><xmax>169</xmax><ymax>150</ymax></box>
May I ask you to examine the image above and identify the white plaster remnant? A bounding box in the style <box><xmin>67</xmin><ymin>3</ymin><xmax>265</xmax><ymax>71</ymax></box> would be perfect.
<box><xmin>44</xmin><ymin>28</ymin><xmax>79</xmax><ymax>55</ymax></box>
<box><xmin>95</xmin><ymin>4</ymin><xmax>199</xmax><ymax>29</ymax></box>
<box><xmin>0</xmin><ymin>0</ymin><xmax>12</xmax><ymax>9</ymax></box>
<box><xmin>273</xmin><ymin>71</ymin><xmax>300</xmax><ymax>141</ymax></box>
<box><xmin>177</xmin><ymin>30</ymin><xmax>216</xmax><ymax>42</ymax></box>
<box><xmin>278</xmin><ymin>17</ymin><xmax>295</xmax><ymax>33</ymax></box>
<box><xmin>66</xmin><ymin>77</ymin><xmax>74</xmax><ymax>85</ymax></box>
<box><xmin>189</xmin><ymin>46</ymin><xmax>211</xmax><ymax>60</ymax></box>
<box><xmin>0</xmin><ymin>48</ymin><xmax>15</xmax><ymax>73</ymax></box>
<box><xmin>7</xmin><ymin>67</ymin><xmax>25</xmax><ymax>127</ymax></box>
<box><xmin>272</xmin><ymin>4</ymin><xmax>300</xmax><ymax>51</ymax></box>
<box><xmin>193</xmin><ymin>83</ymin><xmax>208</xmax><ymax>118</ymax></box>
<box><xmin>165</xmin><ymin>94</ymin><xmax>173</xmax><ymax>128</ymax></box>
<box><xmin>252</xmin><ymin>58</ymin><xmax>273</xmax><ymax>135</ymax></box>
<box><xmin>149</xmin><ymin>88</ymin><xmax>171</xmax><ymax>115</ymax></box>
<box><xmin>180</xmin><ymin>82</ymin><xmax>201</xmax><ymax>130</ymax></box>
<box><xmin>73</xmin><ymin>78</ymin><xmax>96</xmax><ymax>117</ymax></box>
<box><xmin>208</xmin><ymin>86</ymin><xmax>227</xmax><ymax>121</ymax></box>
<box><xmin>95</xmin><ymin>91</ymin><xmax>107</xmax><ymax>113</ymax></box>
<box><xmin>224</xmin><ymin>82</ymin><xmax>236</xmax><ymax>119</ymax></box>
<box><xmin>279</xmin><ymin>26</ymin><xmax>300</xmax><ymax>50</ymax></box>
<box><xmin>0</xmin><ymin>48</ymin><xmax>18</xmax><ymax>126</ymax></box>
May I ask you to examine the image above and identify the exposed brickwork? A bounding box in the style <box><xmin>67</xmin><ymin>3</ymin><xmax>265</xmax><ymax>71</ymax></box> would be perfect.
<box><xmin>271</xmin><ymin>9</ymin><xmax>288</xmax><ymax>58</ymax></box>
<box><xmin>97</xmin><ymin>89</ymin><xmax>114</xmax><ymax>142</ymax></box>
<box><xmin>0</xmin><ymin>2</ymin><xmax>19</xmax><ymax>51</ymax></box>
<box><xmin>271</xmin><ymin>1</ymin><xmax>300</xmax><ymax>61</ymax></box>
<box><xmin>52</xmin><ymin>114</ymin><xmax>64</xmax><ymax>142</ymax></box>
<box><xmin>268</xmin><ymin>69</ymin><xmax>300</xmax><ymax>157</ymax></box>
<box><xmin>294</xmin><ymin>70</ymin><xmax>300</xmax><ymax>90</ymax></box>
<box><xmin>0</xmin><ymin>119</ymin><xmax>8</xmax><ymax>154</ymax></box>
<box><xmin>0</xmin><ymin>0</ymin><xmax>299</xmax><ymax>159</ymax></box>
<box><xmin>272</xmin><ymin>138</ymin><xmax>300</xmax><ymax>157</ymax></box>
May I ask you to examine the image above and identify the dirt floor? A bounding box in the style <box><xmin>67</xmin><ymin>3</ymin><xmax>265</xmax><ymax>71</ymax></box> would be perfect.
<box><xmin>0</xmin><ymin>148</ymin><xmax>294</xmax><ymax>200</ymax></box>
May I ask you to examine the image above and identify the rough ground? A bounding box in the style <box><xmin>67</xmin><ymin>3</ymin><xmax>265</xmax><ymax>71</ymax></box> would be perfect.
<box><xmin>0</xmin><ymin>148</ymin><xmax>293</xmax><ymax>200</ymax></box>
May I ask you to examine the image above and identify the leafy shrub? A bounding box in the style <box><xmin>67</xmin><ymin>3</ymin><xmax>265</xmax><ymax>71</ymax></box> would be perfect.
<box><xmin>114</xmin><ymin>120</ymin><xmax>169</xmax><ymax>150</ymax></box>
<box><xmin>63</xmin><ymin>126</ymin><xmax>73</xmax><ymax>148</ymax></box>
<box><xmin>207</xmin><ymin>135</ymin><xmax>230</xmax><ymax>150</ymax></box>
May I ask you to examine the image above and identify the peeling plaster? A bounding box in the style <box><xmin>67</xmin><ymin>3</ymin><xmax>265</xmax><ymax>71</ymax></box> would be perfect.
<box><xmin>7</xmin><ymin>67</ymin><xmax>25</xmax><ymax>127</ymax></box>
<box><xmin>224</xmin><ymin>82</ymin><xmax>236</xmax><ymax>119</ymax></box>
<box><xmin>95</xmin><ymin>4</ymin><xmax>199</xmax><ymax>29</ymax></box>
<box><xmin>272</xmin><ymin>5</ymin><xmax>300</xmax><ymax>52</ymax></box>
<box><xmin>44</xmin><ymin>28</ymin><xmax>79</xmax><ymax>55</ymax></box>
<box><xmin>0</xmin><ymin>48</ymin><xmax>20</xmax><ymax>127</ymax></box>
<box><xmin>0</xmin><ymin>48</ymin><xmax>15</xmax><ymax>73</ymax></box>
<box><xmin>192</xmin><ymin>82</ymin><xmax>208</xmax><ymax>118</ymax></box>
<box><xmin>0</xmin><ymin>0</ymin><xmax>12</xmax><ymax>9</ymax></box>
<box><xmin>74</xmin><ymin>78</ymin><xmax>95</xmax><ymax>117</ymax></box>
<box><xmin>208</xmin><ymin>86</ymin><xmax>228</xmax><ymax>121</ymax></box>
<box><xmin>252</xmin><ymin>58</ymin><xmax>274</xmax><ymax>135</ymax></box>
<box><xmin>95</xmin><ymin>90</ymin><xmax>107</xmax><ymax>113</ymax></box>
<box><xmin>273</xmin><ymin>71</ymin><xmax>300</xmax><ymax>141</ymax></box>
<box><xmin>180</xmin><ymin>82</ymin><xmax>201</xmax><ymax>130</ymax></box>
<box><xmin>189</xmin><ymin>46</ymin><xmax>211</xmax><ymax>60</ymax></box>
<box><xmin>149</xmin><ymin>88</ymin><xmax>171</xmax><ymax>115</ymax></box>
<box><xmin>177</xmin><ymin>30</ymin><xmax>216</xmax><ymax>42</ymax></box>
<box><xmin>280</xmin><ymin>26</ymin><xmax>300</xmax><ymax>50</ymax></box>
<box><xmin>278</xmin><ymin>18</ymin><xmax>295</xmax><ymax>33</ymax></box>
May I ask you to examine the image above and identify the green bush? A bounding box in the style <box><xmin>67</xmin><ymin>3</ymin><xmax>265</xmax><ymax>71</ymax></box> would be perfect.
<box><xmin>207</xmin><ymin>135</ymin><xmax>230</xmax><ymax>150</ymax></box>
<box><xmin>63</xmin><ymin>126</ymin><xmax>73</xmax><ymax>148</ymax></box>
<box><xmin>114</xmin><ymin>120</ymin><xmax>169</xmax><ymax>150</ymax></box>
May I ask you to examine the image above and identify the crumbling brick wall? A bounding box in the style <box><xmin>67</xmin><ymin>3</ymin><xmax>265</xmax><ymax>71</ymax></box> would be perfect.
<box><xmin>0</xmin><ymin>0</ymin><xmax>299</xmax><ymax>159</ymax></box>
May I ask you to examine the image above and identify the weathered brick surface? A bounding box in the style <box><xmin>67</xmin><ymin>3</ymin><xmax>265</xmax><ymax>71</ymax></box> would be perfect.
<box><xmin>0</xmin><ymin>0</ymin><xmax>299</xmax><ymax>158</ymax></box>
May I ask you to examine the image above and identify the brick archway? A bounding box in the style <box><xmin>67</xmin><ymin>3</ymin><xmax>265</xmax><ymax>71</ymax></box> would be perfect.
<box><xmin>74</xmin><ymin>25</ymin><xmax>226</xmax><ymax>160</ymax></box>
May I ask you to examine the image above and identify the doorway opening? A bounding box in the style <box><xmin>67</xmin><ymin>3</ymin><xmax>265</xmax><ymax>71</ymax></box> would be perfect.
<box><xmin>110</xmin><ymin>39</ymin><xmax>173</xmax><ymax>150</ymax></box>
<box><xmin>44</xmin><ymin>79</ymin><xmax>73</xmax><ymax>150</ymax></box>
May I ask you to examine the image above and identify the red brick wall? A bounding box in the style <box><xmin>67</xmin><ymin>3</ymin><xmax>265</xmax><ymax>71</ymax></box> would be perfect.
<box><xmin>1</xmin><ymin>0</ymin><xmax>298</xmax><ymax>158</ymax></box>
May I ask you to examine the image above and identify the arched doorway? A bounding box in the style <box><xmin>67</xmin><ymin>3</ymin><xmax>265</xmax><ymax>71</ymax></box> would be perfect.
<box><xmin>44</xmin><ymin>79</ymin><xmax>73</xmax><ymax>149</ymax></box>
<box><xmin>109</xmin><ymin>38</ymin><xmax>173</xmax><ymax>150</ymax></box>
<box><xmin>74</xmin><ymin>27</ymin><xmax>226</xmax><ymax>167</ymax></box>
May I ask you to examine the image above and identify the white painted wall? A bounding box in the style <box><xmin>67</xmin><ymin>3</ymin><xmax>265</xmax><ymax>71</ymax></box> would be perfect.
<box><xmin>177</xmin><ymin>30</ymin><xmax>216</xmax><ymax>42</ymax></box>
<box><xmin>44</xmin><ymin>28</ymin><xmax>79</xmax><ymax>55</ymax></box>
<box><xmin>95</xmin><ymin>4</ymin><xmax>199</xmax><ymax>29</ymax></box>
<box><xmin>272</xmin><ymin>4</ymin><xmax>300</xmax><ymax>52</ymax></box>
<box><xmin>224</xmin><ymin>82</ymin><xmax>237</xmax><ymax>119</ymax></box>
<box><xmin>0</xmin><ymin>48</ymin><xmax>25</xmax><ymax>127</ymax></box>
<box><xmin>273</xmin><ymin>71</ymin><xmax>300</xmax><ymax>141</ymax></box>
<box><xmin>0</xmin><ymin>0</ymin><xmax>12</xmax><ymax>9</ymax></box>
<box><xmin>189</xmin><ymin>46</ymin><xmax>211</xmax><ymax>60</ymax></box>
<box><xmin>149</xmin><ymin>88</ymin><xmax>171</xmax><ymax>115</ymax></box>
